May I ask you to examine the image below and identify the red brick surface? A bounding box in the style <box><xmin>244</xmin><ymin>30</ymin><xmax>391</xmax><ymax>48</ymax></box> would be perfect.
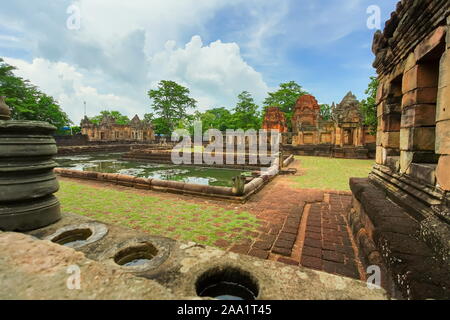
<box><xmin>222</xmin><ymin>168</ymin><xmax>364</xmax><ymax>280</ymax></box>
<box><xmin>61</xmin><ymin>160</ymin><xmax>364</xmax><ymax>281</ymax></box>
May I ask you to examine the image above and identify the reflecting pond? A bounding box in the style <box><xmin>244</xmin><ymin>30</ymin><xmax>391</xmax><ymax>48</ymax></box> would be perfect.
<box><xmin>55</xmin><ymin>153</ymin><xmax>251</xmax><ymax>187</ymax></box>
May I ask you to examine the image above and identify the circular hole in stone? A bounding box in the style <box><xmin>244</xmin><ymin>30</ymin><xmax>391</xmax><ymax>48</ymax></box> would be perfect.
<box><xmin>114</xmin><ymin>242</ymin><xmax>158</xmax><ymax>267</ymax></box>
<box><xmin>196</xmin><ymin>267</ymin><xmax>259</xmax><ymax>300</ymax></box>
<box><xmin>51</xmin><ymin>228</ymin><xmax>93</xmax><ymax>247</ymax></box>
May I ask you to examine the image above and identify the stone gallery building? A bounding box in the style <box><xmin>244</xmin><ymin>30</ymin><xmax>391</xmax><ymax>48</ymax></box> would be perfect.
<box><xmin>263</xmin><ymin>93</ymin><xmax>376</xmax><ymax>158</ymax></box>
<box><xmin>80</xmin><ymin>114</ymin><xmax>154</xmax><ymax>142</ymax></box>
<box><xmin>349</xmin><ymin>0</ymin><xmax>449</xmax><ymax>299</ymax></box>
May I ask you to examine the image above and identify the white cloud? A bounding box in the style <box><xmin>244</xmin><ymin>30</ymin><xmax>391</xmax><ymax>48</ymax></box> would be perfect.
<box><xmin>0</xmin><ymin>0</ymin><xmax>394</xmax><ymax>125</ymax></box>
<box><xmin>3</xmin><ymin>57</ymin><xmax>143</xmax><ymax>124</ymax></box>
<box><xmin>3</xmin><ymin>34</ymin><xmax>269</xmax><ymax>123</ymax></box>
<box><xmin>148</xmin><ymin>36</ymin><xmax>269</xmax><ymax>111</ymax></box>
<box><xmin>0</xmin><ymin>0</ymin><xmax>277</xmax><ymax>124</ymax></box>
<box><xmin>0</xmin><ymin>35</ymin><xmax>20</xmax><ymax>44</ymax></box>
<box><xmin>76</xmin><ymin>0</ymin><xmax>227</xmax><ymax>53</ymax></box>
<box><xmin>216</xmin><ymin>0</ymin><xmax>290</xmax><ymax>66</ymax></box>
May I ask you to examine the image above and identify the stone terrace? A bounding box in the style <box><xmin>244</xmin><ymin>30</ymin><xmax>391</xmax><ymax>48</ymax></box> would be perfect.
<box><xmin>61</xmin><ymin>159</ymin><xmax>367</xmax><ymax>282</ymax></box>
<box><xmin>227</xmin><ymin>161</ymin><xmax>364</xmax><ymax>281</ymax></box>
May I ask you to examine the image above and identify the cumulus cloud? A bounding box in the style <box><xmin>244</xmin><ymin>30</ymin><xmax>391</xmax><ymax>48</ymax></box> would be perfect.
<box><xmin>3</xmin><ymin>34</ymin><xmax>269</xmax><ymax>123</ymax></box>
<box><xmin>4</xmin><ymin>57</ymin><xmax>144</xmax><ymax>124</ymax></box>
<box><xmin>0</xmin><ymin>0</ymin><xmax>399</xmax><ymax>124</ymax></box>
<box><xmin>148</xmin><ymin>36</ymin><xmax>269</xmax><ymax>111</ymax></box>
<box><xmin>0</xmin><ymin>0</ymin><xmax>278</xmax><ymax>123</ymax></box>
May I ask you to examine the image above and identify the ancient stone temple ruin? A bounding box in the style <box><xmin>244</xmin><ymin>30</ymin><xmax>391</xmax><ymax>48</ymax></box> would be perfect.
<box><xmin>81</xmin><ymin>114</ymin><xmax>154</xmax><ymax>142</ymax></box>
<box><xmin>0</xmin><ymin>96</ymin><xmax>388</xmax><ymax>300</ymax></box>
<box><xmin>263</xmin><ymin>93</ymin><xmax>376</xmax><ymax>159</ymax></box>
<box><xmin>291</xmin><ymin>94</ymin><xmax>326</xmax><ymax>142</ymax></box>
<box><xmin>262</xmin><ymin>106</ymin><xmax>288</xmax><ymax>133</ymax></box>
<box><xmin>332</xmin><ymin>92</ymin><xmax>375</xmax><ymax>148</ymax></box>
<box><xmin>349</xmin><ymin>0</ymin><xmax>450</xmax><ymax>299</ymax></box>
<box><xmin>291</xmin><ymin>92</ymin><xmax>376</xmax><ymax>158</ymax></box>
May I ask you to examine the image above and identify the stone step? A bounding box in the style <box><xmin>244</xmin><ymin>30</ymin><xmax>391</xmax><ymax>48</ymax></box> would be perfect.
<box><xmin>349</xmin><ymin>177</ymin><xmax>450</xmax><ymax>299</ymax></box>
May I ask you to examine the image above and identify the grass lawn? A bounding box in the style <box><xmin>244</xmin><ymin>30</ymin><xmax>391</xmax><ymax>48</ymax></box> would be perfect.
<box><xmin>56</xmin><ymin>180</ymin><xmax>259</xmax><ymax>247</ymax></box>
<box><xmin>290</xmin><ymin>156</ymin><xmax>374</xmax><ymax>191</ymax></box>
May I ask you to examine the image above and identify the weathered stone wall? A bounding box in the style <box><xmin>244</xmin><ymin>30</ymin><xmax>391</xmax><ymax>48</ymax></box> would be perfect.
<box><xmin>123</xmin><ymin>149</ymin><xmax>274</xmax><ymax>168</ymax></box>
<box><xmin>286</xmin><ymin>93</ymin><xmax>376</xmax><ymax>159</ymax></box>
<box><xmin>349</xmin><ymin>0</ymin><xmax>450</xmax><ymax>300</ymax></box>
<box><xmin>372</xmin><ymin>0</ymin><xmax>449</xmax><ymax>207</ymax></box>
<box><xmin>54</xmin><ymin>156</ymin><xmax>280</xmax><ymax>201</ymax></box>
<box><xmin>349</xmin><ymin>178</ymin><xmax>450</xmax><ymax>300</ymax></box>
<box><xmin>283</xmin><ymin>144</ymin><xmax>375</xmax><ymax>159</ymax></box>
<box><xmin>373</xmin><ymin>0</ymin><xmax>449</xmax><ymax>178</ymax></box>
<box><xmin>54</xmin><ymin>134</ymin><xmax>90</xmax><ymax>146</ymax></box>
<box><xmin>81</xmin><ymin>114</ymin><xmax>155</xmax><ymax>143</ymax></box>
<box><xmin>57</xmin><ymin>143</ymin><xmax>160</xmax><ymax>155</ymax></box>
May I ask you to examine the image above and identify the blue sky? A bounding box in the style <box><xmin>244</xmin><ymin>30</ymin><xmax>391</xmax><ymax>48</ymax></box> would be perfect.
<box><xmin>0</xmin><ymin>0</ymin><xmax>399</xmax><ymax>124</ymax></box>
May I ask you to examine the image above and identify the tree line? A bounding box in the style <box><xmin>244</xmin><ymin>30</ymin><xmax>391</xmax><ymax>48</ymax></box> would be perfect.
<box><xmin>0</xmin><ymin>58</ymin><xmax>378</xmax><ymax>136</ymax></box>
<box><xmin>146</xmin><ymin>80</ymin><xmax>337</xmax><ymax>135</ymax></box>
<box><xmin>0</xmin><ymin>58</ymin><xmax>71</xmax><ymax>134</ymax></box>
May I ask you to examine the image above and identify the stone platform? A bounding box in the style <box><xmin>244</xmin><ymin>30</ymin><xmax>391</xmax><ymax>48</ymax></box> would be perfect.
<box><xmin>0</xmin><ymin>213</ymin><xmax>388</xmax><ymax>300</ymax></box>
<box><xmin>283</xmin><ymin>144</ymin><xmax>375</xmax><ymax>159</ymax></box>
<box><xmin>57</xmin><ymin>143</ymin><xmax>159</xmax><ymax>155</ymax></box>
<box><xmin>229</xmin><ymin>188</ymin><xmax>364</xmax><ymax>281</ymax></box>
<box><xmin>349</xmin><ymin>177</ymin><xmax>450</xmax><ymax>300</ymax></box>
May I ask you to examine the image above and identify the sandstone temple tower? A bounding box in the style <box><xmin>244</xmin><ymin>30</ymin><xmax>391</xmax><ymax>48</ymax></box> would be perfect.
<box><xmin>292</xmin><ymin>94</ymin><xmax>321</xmax><ymax>133</ymax></box>
<box><xmin>262</xmin><ymin>93</ymin><xmax>376</xmax><ymax>159</ymax></box>
<box><xmin>262</xmin><ymin>106</ymin><xmax>288</xmax><ymax>133</ymax></box>
<box><xmin>332</xmin><ymin>92</ymin><xmax>374</xmax><ymax>149</ymax></box>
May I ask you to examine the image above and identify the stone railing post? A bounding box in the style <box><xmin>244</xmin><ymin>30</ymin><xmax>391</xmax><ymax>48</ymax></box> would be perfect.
<box><xmin>231</xmin><ymin>175</ymin><xmax>246</xmax><ymax>196</ymax></box>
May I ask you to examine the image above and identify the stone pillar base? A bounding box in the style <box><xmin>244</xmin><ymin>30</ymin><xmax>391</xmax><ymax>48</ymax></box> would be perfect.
<box><xmin>349</xmin><ymin>177</ymin><xmax>450</xmax><ymax>299</ymax></box>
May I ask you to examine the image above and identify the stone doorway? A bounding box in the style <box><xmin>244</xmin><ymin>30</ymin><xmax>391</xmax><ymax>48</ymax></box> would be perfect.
<box><xmin>343</xmin><ymin>129</ymin><xmax>353</xmax><ymax>146</ymax></box>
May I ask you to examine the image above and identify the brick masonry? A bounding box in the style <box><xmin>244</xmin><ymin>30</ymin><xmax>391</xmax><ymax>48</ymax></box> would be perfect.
<box><xmin>228</xmin><ymin>170</ymin><xmax>365</xmax><ymax>281</ymax></box>
<box><xmin>60</xmin><ymin>161</ymin><xmax>366</xmax><ymax>281</ymax></box>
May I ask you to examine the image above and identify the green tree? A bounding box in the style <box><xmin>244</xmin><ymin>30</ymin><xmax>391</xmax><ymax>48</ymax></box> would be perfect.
<box><xmin>194</xmin><ymin>107</ymin><xmax>233</xmax><ymax>132</ymax></box>
<box><xmin>320</xmin><ymin>104</ymin><xmax>332</xmax><ymax>121</ymax></box>
<box><xmin>174</xmin><ymin>113</ymin><xmax>196</xmax><ymax>136</ymax></box>
<box><xmin>152</xmin><ymin>117</ymin><xmax>171</xmax><ymax>136</ymax></box>
<box><xmin>232</xmin><ymin>91</ymin><xmax>261</xmax><ymax>130</ymax></box>
<box><xmin>193</xmin><ymin>110</ymin><xmax>215</xmax><ymax>132</ymax></box>
<box><xmin>148</xmin><ymin>80</ymin><xmax>197</xmax><ymax>135</ymax></box>
<box><xmin>89</xmin><ymin>110</ymin><xmax>130</xmax><ymax>125</ymax></box>
<box><xmin>360</xmin><ymin>76</ymin><xmax>379</xmax><ymax>135</ymax></box>
<box><xmin>71</xmin><ymin>126</ymin><xmax>81</xmax><ymax>134</ymax></box>
<box><xmin>143</xmin><ymin>113</ymin><xmax>154</xmax><ymax>124</ymax></box>
<box><xmin>263</xmin><ymin>81</ymin><xmax>308</xmax><ymax>131</ymax></box>
<box><xmin>263</xmin><ymin>81</ymin><xmax>308</xmax><ymax>113</ymax></box>
<box><xmin>209</xmin><ymin>107</ymin><xmax>233</xmax><ymax>131</ymax></box>
<box><xmin>0</xmin><ymin>58</ymin><xmax>72</xmax><ymax>131</ymax></box>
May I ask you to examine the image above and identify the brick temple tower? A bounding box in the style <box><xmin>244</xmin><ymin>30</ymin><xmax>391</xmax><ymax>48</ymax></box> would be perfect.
<box><xmin>291</xmin><ymin>94</ymin><xmax>321</xmax><ymax>133</ymax></box>
<box><xmin>262</xmin><ymin>106</ymin><xmax>288</xmax><ymax>133</ymax></box>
